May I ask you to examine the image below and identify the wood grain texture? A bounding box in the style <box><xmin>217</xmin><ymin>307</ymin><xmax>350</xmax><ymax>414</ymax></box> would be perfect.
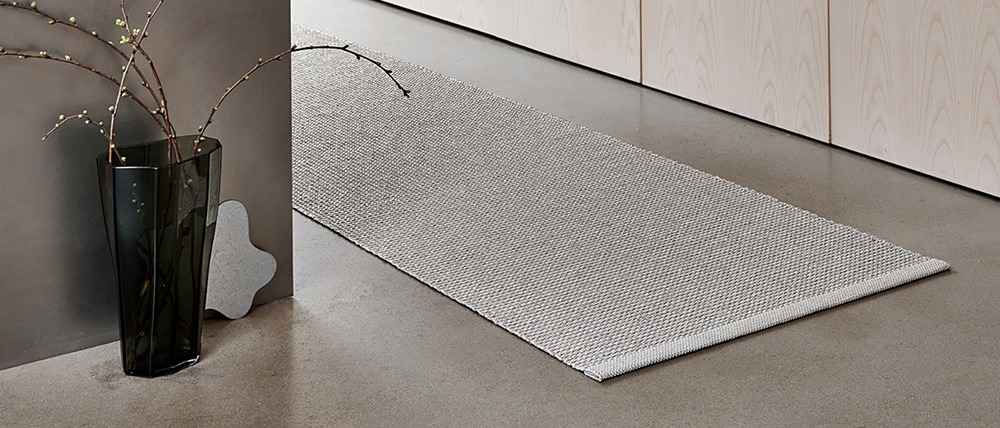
<box><xmin>831</xmin><ymin>0</ymin><xmax>1000</xmax><ymax>196</ymax></box>
<box><xmin>641</xmin><ymin>0</ymin><xmax>830</xmax><ymax>142</ymax></box>
<box><xmin>381</xmin><ymin>0</ymin><xmax>641</xmax><ymax>81</ymax></box>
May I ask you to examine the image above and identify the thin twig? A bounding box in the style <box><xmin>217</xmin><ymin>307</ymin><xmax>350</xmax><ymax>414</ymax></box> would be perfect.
<box><xmin>195</xmin><ymin>44</ymin><xmax>410</xmax><ymax>146</ymax></box>
<box><xmin>42</xmin><ymin>111</ymin><xmax>120</xmax><ymax>156</ymax></box>
<box><xmin>43</xmin><ymin>111</ymin><xmax>125</xmax><ymax>163</ymax></box>
<box><xmin>108</xmin><ymin>0</ymin><xmax>135</xmax><ymax>163</ymax></box>
<box><xmin>108</xmin><ymin>53</ymin><xmax>135</xmax><ymax>163</ymax></box>
<box><xmin>4</xmin><ymin>2</ymin><xmax>413</xmax><ymax>163</ymax></box>
<box><xmin>114</xmin><ymin>0</ymin><xmax>177</xmax><ymax>161</ymax></box>
<box><xmin>128</xmin><ymin>0</ymin><xmax>173</xmax><ymax>140</ymax></box>
<box><xmin>0</xmin><ymin>50</ymin><xmax>169</xmax><ymax>135</ymax></box>
<box><xmin>0</xmin><ymin>0</ymin><xmax>165</xmax><ymax>120</ymax></box>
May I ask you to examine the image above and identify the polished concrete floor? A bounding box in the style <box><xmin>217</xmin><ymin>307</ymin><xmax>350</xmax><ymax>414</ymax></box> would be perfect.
<box><xmin>3</xmin><ymin>0</ymin><xmax>1000</xmax><ymax>425</ymax></box>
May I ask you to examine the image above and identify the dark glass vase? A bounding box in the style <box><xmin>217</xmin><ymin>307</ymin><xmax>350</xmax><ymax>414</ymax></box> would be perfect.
<box><xmin>97</xmin><ymin>136</ymin><xmax>222</xmax><ymax>377</ymax></box>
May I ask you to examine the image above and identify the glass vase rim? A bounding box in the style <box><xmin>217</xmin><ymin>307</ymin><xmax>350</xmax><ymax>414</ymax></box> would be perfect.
<box><xmin>97</xmin><ymin>135</ymin><xmax>221</xmax><ymax>168</ymax></box>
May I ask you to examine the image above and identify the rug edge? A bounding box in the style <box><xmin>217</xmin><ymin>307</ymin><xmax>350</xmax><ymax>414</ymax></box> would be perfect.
<box><xmin>583</xmin><ymin>258</ymin><xmax>951</xmax><ymax>382</ymax></box>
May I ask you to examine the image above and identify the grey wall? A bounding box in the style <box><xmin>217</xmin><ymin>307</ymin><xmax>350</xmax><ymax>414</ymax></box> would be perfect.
<box><xmin>0</xmin><ymin>0</ymin><xmax>292</xmax><ymax>370</ymax></box>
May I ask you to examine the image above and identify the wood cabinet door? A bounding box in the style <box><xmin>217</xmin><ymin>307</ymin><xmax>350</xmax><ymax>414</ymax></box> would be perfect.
<box><xmin>381</xmin><ymin>0</ymin><xmax>641</xmax><ymax>82</ymax></box>
<box><xmin>641</xmin><ymin>0</ymin><xmax>830</xmax><ymax>142</ymax></box>
<box><xmin>831</xmin><ymin>0</ymin><xmax>1000</xmax><ymax>196</ymax></box>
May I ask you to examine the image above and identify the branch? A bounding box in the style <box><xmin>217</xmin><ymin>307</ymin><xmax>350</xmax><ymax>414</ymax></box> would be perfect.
<box><xmin>115</xmin><ymin>0</ymin><xmax>177</xmax><ymax>162</ymax></box>
<box><xmin>129</xmin><ymin>0</ymin><xmax>173</xmax><ymax>139</ymax></box>
<box><xmin>107</xmin><ymin>0</ymin><xmax>146</xmax><ymax>163</ymax></box>
<box><xmin>0</xmin><ymin>0</ymin><xmax>166</xmax><ymax>120</ymax></box>
<box><xmin>0</xmin><ymin>2</ymin><xmax>116</xmax><ymax>49</ymax></box>
<box><xmin>0</xmin><ymin>49</ymin><xmax>169</xmax><ymax>136</ymax></box>
<box><xmin>42</xmin><ymin>111</ymin><xmax>107</xmax><ymax>141</ymax></box>
<box><xmin>293</xmin><ymin>44</ymin><xmax>412</xmax><ymax>97</ymax></box>
<box><xmin>46</xmin><ymin>112</ymin><xmax>114</xmax><ymax>150</ymax></box>
<box><xmin>41</xmin><ymin>110</ymin><xmax>125</xmax><ymax>162</ymax></box>
<box><xmin>196</xmin><ymin>43</ymin><xmax>411</xmax><ymax>144</ymax></box>
<box><xmin>108</xmin><ymin>52</ymin><xmax>136</xmax><ymax>162</ymax></box>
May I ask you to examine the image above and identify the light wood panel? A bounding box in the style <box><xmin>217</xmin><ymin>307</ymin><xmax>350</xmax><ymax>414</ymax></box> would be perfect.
<box><xmin>381</xmin><ymin>0</ymin><xmax>641</xmax><ymax>81</ymax></box>
<box><xmin>831</xmin><ymin>0</ymin><xmax>1000</xmax><ymax>196</ymax></box>
<box><xmin>641</xmin><ymin>0</ymin><xmax>830</xmax><ymax>142</ymax></box>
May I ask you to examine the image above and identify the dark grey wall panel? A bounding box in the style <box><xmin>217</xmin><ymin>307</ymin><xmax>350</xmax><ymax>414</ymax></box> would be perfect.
<box><xmin>0</xmin><ymin>0</ymin><xmax>292</xmax><ymax>370</ymax></box>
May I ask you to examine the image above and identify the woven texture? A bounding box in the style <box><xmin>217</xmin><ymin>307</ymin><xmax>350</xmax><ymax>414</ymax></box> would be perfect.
<box><xmin>290</xmin><ymin>25</ymin><xmax>949</xmax><ymax>381</ymax></box>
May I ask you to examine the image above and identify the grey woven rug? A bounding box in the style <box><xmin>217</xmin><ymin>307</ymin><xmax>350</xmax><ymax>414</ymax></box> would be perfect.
<box><xmin>290</xmin><ymin>24</ymin><xmax>949</xmax><ymax>381</ymax></box>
